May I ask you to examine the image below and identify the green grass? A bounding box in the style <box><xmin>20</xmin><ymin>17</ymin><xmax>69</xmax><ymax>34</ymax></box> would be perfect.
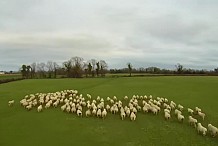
<box><xmin>0</xmin><ymin>77</ymin><xmax>218</xmax><ymax>146</ymax></box>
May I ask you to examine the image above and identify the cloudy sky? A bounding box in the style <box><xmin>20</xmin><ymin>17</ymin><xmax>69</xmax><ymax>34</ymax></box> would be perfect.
<box><xmin>0</xmin><ymin>0</ymin><xmax>218</xmax><ymax>71</ymax></box>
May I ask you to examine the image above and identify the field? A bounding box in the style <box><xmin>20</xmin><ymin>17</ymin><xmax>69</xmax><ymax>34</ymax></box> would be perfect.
<box><xmin>1</xmin><ymin>76</ymin><xmax>218</xmax><ymax>146</ymax></box>
<box><xmin>0</xmin><ymin>74</ymin><xmax>22</xmax><ymax>79</ymax></box>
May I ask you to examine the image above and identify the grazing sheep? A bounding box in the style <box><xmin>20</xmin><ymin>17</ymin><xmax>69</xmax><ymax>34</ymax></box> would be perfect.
<box><xmin>150</xmin><ymin>107</ymin><xmax>158</xmax><ymax>115</ymax></box>
<box><xmin>61</xmin><ymin>104</ymin><xmax>66</xmax><ymax>111</ymax></box>
<box><xmin>164</xmin><ymin>112</ymin><xmax>171</xmax><ymax>120</ymax></box>
<box><xmin>195</xmin><ymin>107</ymin><xmax>202</xmax><ymax>114</ymax></box>
<box><xmin>126</xmin><ymin>108</ymin><xmax>131</xmax><ymax>117</ymax></box>
<box><xmin>174</xmin><ymin>109</ymin><xmax>182</xmax><ymax>116</ymax></box>
<box><xmin>208</xmin><ymin>124</ymin><xmax>218</xmax><ymax>137</ymax></box>
<box><xmin>26</xmin><ymin>104</ymin><xmax>32</xmax><ymax>110</ymax></box>
<box><xmin>130</xmin><ymin>112</ymin><xmax>136</xmax><ymax>121</ymax></box>
<box><xmin>178</xmin><ymin>104</ymin><xmax>184</xmax><ymax>111</ymax></box>
<box><xmin>77</xmin><ymin>109</ymin><xmax>82</xmax><ymax>117</ymax></box>
<box><xmin>177</xmin><ymin>113</ymin><xmax>184</xmax><ymax>122</ymax></box>
<box><xmin>124</xmin><ymin>96</ymin><xmax>128</xmax><ymax>100</ymax></box>
<box><xmin>198</xmin><ymin>112</ymin><xmax>205</xmax><ymax>120</ymax></box>
<box><xmin>8</xmin><ymin>100</ymin><xmax>15</xmax><ymax>106</ymax></box>
<box><xmin>66</xmin><ymin>106</ymin><xmax>71</xmax><ymax>113</ymax></box>
<box><xmin>187</xmin><ymin>108</ymin><xmax>194</xmax><ymax>115</ymax></box>
<box><xmin>188</xmin><ymin>116</ymin><xmax>197</xmax><ymax>127</ymax></box>
<box><xmin>143</xmin><ymin>106</ymin><xmax>149</xmax><ymax>113</ymax></box>
<box><xmin>197</xmin><ymin>123</ymin><xmax>207</xmax><ymax>136</ymax></box>
<box><xmin>102</xmin><ymin>109</ymin><xmax>107</xmax><ymax>119</ymax></box>
<box><xmin>164</xmin><ymin>109</ymin><xmax>170</xmax><ymax>114</ymax></box>
<box><xmin>85</xmin><ymin>109</ymin><xmax>91</xmax><ymax>117</ymax></box>
<box><xmin>97</xmin><ymin>109</ymin><xmax>102</xmax><ymax>117</ymax></box>
<box><xmin>120</xmin><ymin>111</ymin><xmax>126</xmax><ymax>120</ymax></box>
<box><xmin>92</xmin><ymin>109</ymin><xmax>97</xmax><ymax>116</ymax></box>
<box><xmin>37</xmin><ymin>105</ymin><xmax>43</xmax><ymax>112</ymax></box>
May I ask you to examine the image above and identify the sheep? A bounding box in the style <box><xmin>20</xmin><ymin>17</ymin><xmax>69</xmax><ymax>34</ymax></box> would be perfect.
<box><xmin>208</xmin><ymin>124</ymin><xmax>218</xmax><ymax>137</ymax></box>
<box><xmin>77</xmin><ymin>109</ymin><xmax>82</xmax><ymax>117</ymax></box>
<box><xmin>66</xmin><ymin>106</ymin><xmax>71</xmax><ymax>113</ymax></box>
<box><xmin>198</xmin><ymin>112</ymin><xmax>205</xmax><ymax>120</ymax></box>
<box><xmin>124</xmin><ymin>96</ymin><xmax>128</xmax><ymax>100</ymax></box>
<box><xmin>187</xmin><ymin>108</ymin><xmax>194</xmax><ymax>115</ymax></box>
<box><xmin>164</xmin><ymin>112</ymin><xmax>171</xmax><ymax>120</ymax></box>
<box><xmin>106</xmin><ymin>105</ymin><xmax>110</xmax><ymax>111</ymax></box>
<box><xmin>150</xmin><ymin>107</ymin><xmax>158</xmax><ymax>115</ymax></box>
<box><xmin>61</xmin><ymin>105</ymin><xmax>66</xmax><ymax>111</ymax></box>
<box><xmin>97</xmin><ymin>109</ymin><xmax>102</xmax><ymax>118</ymax></box>
<box><xmin>120</xmin><ymin>111</ymin><xmax>126</xmax><ymax>120</ymax></box>
<box><xmin>188</xmin><ymin>116</ymin><xmax>197</xmax><ymax>127</ymax></box>
<box><xmin>195</xmin><ymin>107</ymin><xmax>202</xmax><ymax>114</ymax></box>
<box><xmin>26</xmin><ymin>104</ymin><xmax>32</xmax><ymax>110</ymax></box>
<box><xmin>92</xmin><ymin>109</ymin><xmax>97</xmax><ymax>116</ymax></box>
<box><xmin>197</xmin><ymin>123</ymin><xmax>207</xmax><ymax>136</ymax></box>
<box><xmin>130</xmin><ymin>112</ymin><xmax>136</xmax><ymax>121</ymax></box>
<box><xmin>142</xmin><ymin>106</ymin><xmax>149</xmax><ymax>113</ymax></box>
<box><xmin>8</xmin><ymin>100</ymin><xmax>15</xmax><ymax>106</ymax></box>
<box><xmin>174</xmin><ymin>109</ymin><xmax>182</xmax><ymax>116</ymax></box>
<box><xmin>37</xmin><ymin>105</ymin><xmax>43</xmax><ymax>112</ymax></box>
<box><xmin>178</xmin><ymin>104</ymin><xmax>184</xmax><ymax>111</ymax></box>
<box><xmin>85</xmin><ymin>109</ymin><xmax>91</xmax><ymax>117</ymax></box>
<box><xmin>177</xmin><ymin>113</ymin><xmax>184</xmax><ymax>122</ymax></box>
<box><xmin>126</xmin><ymin>108</ymin><xmax>131</xmax><ymax>117</ymax></box>
<box><xmin>102</xmin><ymin>109</ymin><xmax>107</xmax><ymax>119</ymax></box>
<box><xmin>164</xmin><ymin>109</ymin><xmax>170</xmax><ymax>114</ymax></box>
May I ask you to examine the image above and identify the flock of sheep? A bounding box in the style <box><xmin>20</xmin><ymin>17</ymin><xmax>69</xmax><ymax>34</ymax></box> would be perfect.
<box><xmin>8</xmin><ymin>89</ymin><xmax>218</xmax><ymax>138</ymax></box>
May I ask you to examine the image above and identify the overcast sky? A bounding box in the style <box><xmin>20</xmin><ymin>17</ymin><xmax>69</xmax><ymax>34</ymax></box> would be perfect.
<box><xmin>0</xmin><ymin>0</ymin><xmax>218</xmax><ymax>71</ymax></box>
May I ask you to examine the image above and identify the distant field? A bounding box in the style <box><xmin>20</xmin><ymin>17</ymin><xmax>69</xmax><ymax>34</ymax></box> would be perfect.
<box><xmin>0</xmin><ymin>74</ymin><xmax>22</xmax><ymax>79</ymax></box>
<box><xmin>0</xmin><ymin>76</ymin><xmax>218</xmax><ymax>146</ymax></box>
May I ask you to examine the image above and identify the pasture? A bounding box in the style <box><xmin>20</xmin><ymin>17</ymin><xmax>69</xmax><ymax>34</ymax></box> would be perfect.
<box><xmin>1</xmin><ymin>76</ymin><xmax>218</xmax><ymax>146</ymax></box>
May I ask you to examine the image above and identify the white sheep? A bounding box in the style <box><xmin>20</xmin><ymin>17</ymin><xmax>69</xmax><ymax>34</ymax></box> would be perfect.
<box><xmin>164</xmin><ymin>112</ymin><xmax>171</xmax><ymax>120</ymax></box>
<box><xmin>130</xmin><ymin>112</ymin><xmax>136</xmax><ymax>121</ymax></box>
<box><xmin>85</xmin><ymin>109</ymin><xmax>91</xmax><ymax>117</ymax></box>
<box><xmin>188</xmin><ymin>116</ymin><xmax>197</xmax><ymax>127</ymax></box>
<box><xmin>164</xmin><ymin>109</ymin><xmax>170</xmax><ymax>114</ymax></box>
<box><xmin>97</xmin><ymin>109</ymin><xmax>102</xmax><ymax>117</ymax></box>
<box><xmin>126</xmin><ymin>108</ymin><xmax>131</xmax><ymax>117</ymax></box>
<box><xmin>8</xmin><ymin>100</ymin><xmax>15</xmax><ymax>106</ymax></box>
<box><xmin>92</xmin><ymin>109</ymin><xmax>97</xmax><ymax>116</ymax></box>
<box><xmin>177</xmin><ymin>113</ymin><xmax>184</xmax><ymax>122</ymax></box>
<box><xmin>102</xmin><ymin>109</ymin><xmax>107</xmax><ymax>119</ymax></box>
<box><xmin>174</xmin><ymin>109</ymin><xmax>182</xmax><ymax>116</ymax></box>
<box><xmin>197</xmin><ymin>123</ymin><xmax>207</xmax><ymax>136</ymax></box>
<box><xmin>120</xmin><ymin>111</ymin><xmax>126</xmax><ymax>120</ymax></box>
<box><xmin>77</xmin><ymin>109</ymin><xmax>82</xmax><ymax>117</ymax></box>
<box><xmin>208</xmin><ymin>124</ymin><xmax>218</xmax><ymax>137</ymax></box>
<box><xmin>187</xmin><ymin>108</ymin><xmax>194</xmax><ymax>115</ymax></box>
<box><xmin>37</xmin><ymin>105</ymin><xmax>43</xmax><ymax>112</ymax></box>
<box><xmin>178</xmin><ymin>104</ymin><xmax>184</xmax><ymax>111</ymax></box>
<box><xmin>195</xmin><ymin>107</ymin><xmax>202</xmax><ymax>114</ymax></box>
<box><xmin>198</xmin><ymin>112</ymin><xmax>205</xmax><ymax>120</ymax></box>
<box><xmin>124</xmin><ymin>96</ymin><xmax>128</xmax><ymax>100</ymax></box>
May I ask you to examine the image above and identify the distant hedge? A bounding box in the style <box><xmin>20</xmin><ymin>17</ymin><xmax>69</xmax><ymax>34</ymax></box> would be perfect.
<box><xmin>0</xmin><ymin>78</ymin><xmax>24</xmax><ymax>84</ymax></box>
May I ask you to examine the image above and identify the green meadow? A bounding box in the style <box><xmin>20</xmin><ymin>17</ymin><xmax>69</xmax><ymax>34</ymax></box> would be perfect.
<box><xmin>0</xmin><ymin>76</ymin><xmax>218</xmax><ymax>146</ymax></box>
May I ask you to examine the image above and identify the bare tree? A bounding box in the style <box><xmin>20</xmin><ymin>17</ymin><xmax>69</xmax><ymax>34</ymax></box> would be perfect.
<box><xmin>46</xmin><ymin>61</ymin><xmax>54</xmax><ymax>78</ymax></box>
<box><xmin>37</xmin><ymin>62</ymin><xmax>46</xmax><ymax>78</ymax></box>
<box><xmin>127</xmin><ymin>63</ymin><xmax>132</xmax><ymax>77</ymax></box>
<box><xmin>99</xmin><ymin>60</ymin><xmax>108</xmax><ymax>77</ymax></box>
<box><xmin>71</xmin><ymin>56</ymin><xmax>84</xmax><ymax>78</ymax></box>
<box><xmin>30</xmin><ymin>62</ymin><xmax>36</xmax><ymax>78</ymax></box>
<box><xmin>175</xmin><ymin>63</ymin><xmax>183</xmax><ymax>74</ymax></box>
<box><xmin>63</xmin><ymin>60</ymin><xmax>72</xmax><ymax>77</ymax></box>
<box><xmin>90</xmin><ymin>59</ymin><xmax>96</xmax><ymax>77</ymax></box>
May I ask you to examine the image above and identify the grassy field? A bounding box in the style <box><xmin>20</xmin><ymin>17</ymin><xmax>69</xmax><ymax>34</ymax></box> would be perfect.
<box><xmin>0</xmin><ymin>74</ymin><xmax>22</xmax><ymax>79</ymax></box>
<box><xmin>0</xmin><ymin>76</ymin><xmax>218</xmax><ymax>146</ymax></box>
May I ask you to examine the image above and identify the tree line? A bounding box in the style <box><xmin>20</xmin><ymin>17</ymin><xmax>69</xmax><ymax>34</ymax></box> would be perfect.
<box><xmin>20</xmin><ymin>59</ymin><xmax>218</xmax><ymax>79</ymax></box>
<box><xmin>20</xmin><ymin>56</ymin><xmax>108</xmax><ymax>79</ymax></box>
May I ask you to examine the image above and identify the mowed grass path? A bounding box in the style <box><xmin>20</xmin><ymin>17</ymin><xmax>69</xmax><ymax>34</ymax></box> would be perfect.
<box><xmin>0</xmin><ymin>77</ymin><xmax>218</xmax><ymax>146</ymax></box>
